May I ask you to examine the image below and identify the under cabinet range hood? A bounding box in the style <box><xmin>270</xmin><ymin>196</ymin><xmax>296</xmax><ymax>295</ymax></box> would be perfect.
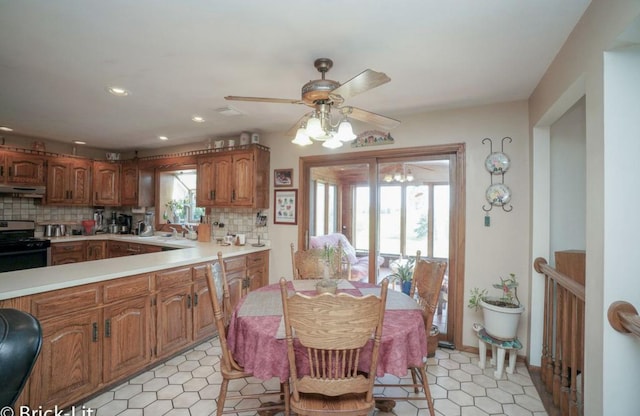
<box><xmin>0</xmin><ymin>185</ymin><xmax>46</xmax><ymax>198</ymax></box>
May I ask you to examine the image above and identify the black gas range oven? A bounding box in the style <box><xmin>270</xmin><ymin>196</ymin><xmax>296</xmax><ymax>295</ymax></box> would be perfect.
<box><xmin>0</xmin><ymin>220</ymin><xmax>51</xmax><ymax>272</ymax></box>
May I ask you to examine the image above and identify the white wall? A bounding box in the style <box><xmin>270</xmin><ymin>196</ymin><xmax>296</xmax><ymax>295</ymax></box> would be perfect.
<box><xmin>602</xmin><ymin>45</ymin><xmax>640</xmax><ymax>415</ymax></box>
<box><xmin>550</xmin><ymin>96</ymin><xmax>586</xmax><ymax>256</ymax></box>
<box><xmin>528</xmin><ymin>1</ymin><xmax>640</xmax><ymax>413</ymax></box>
<box><xmin>262</xmin><ymin>99</ymin><xmax>531</xmax><ymax>351</ymax></box>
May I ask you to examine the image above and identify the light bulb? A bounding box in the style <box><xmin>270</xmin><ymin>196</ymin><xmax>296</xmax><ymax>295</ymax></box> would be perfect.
<box><xmin>305</xmin><ymin>117</ymin><xmax>324</xmax><ymax>138</ymax></box>
<box><xmin>335</xmin><ymin>120</ymin><xmax>356</xmax><ymax>142</ymax></box>
<box><xmin>292</xmin><ymin>128</ymin><xmax>312</xmax><ymax>146</ymax></box>
<box><xmin>322</xmin><ymin>137</ymin><xmax>343</xmax><ymax>149</ymax></box>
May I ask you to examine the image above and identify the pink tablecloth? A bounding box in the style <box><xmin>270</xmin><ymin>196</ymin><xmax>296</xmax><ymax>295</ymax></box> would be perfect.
<box><xmin>226</xmin><ymin>280</ymin><xmax>428</xmax><ymax>382</ymax></box>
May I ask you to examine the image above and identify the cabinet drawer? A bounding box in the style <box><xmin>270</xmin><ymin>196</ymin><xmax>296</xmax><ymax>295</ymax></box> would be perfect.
<box><xmin>223</xmin><ymin>256</ymin><xmax>246</xmax><ymax>272</ymax></box>
<box><xmin>103</xmin><ymin>274</ymin><xmax>152</xmax><ymax>303</ymax></box>
<box><xmin>31</xmin><ymin>284</ymin><xmax>100</xmax><ymax>319</ymax></box>
<box><xmin>247</xmin><ymin>252</ymin><xmax>267</xmax><ymax>268</ymax></box>
<box><xmin>156</xmin><ymin>266</ymin><xmax>193</xmax><ymax>289</ymax></box>
<box><xmin>52</xmin><ymin>241</ymin><xmax>85</xmax><ymax>254</ymax></box>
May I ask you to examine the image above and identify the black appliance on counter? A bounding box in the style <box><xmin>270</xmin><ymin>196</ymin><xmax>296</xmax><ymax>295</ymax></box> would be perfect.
<box><xmin>0</xmin><ymin>220</ymin><xmax>51</xmax><ymax>273</ymax></box>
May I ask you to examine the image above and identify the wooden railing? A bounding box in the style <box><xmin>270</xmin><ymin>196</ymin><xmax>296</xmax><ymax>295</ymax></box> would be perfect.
<box><xmin>608</xmin><ymin>301</ymin><xmax>640</xmax><ymax>337</ymax></box>
<box><xmin>534</xmin><ymin>257</ymin><xmax>585</xmax><ymax>416</ymax></box>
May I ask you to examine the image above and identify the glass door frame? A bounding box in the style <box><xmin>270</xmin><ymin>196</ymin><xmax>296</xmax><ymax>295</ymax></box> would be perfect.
<box><xmin>298</xmin><ymin>143</ymin><xmax>466</xmax><ymax>346</ymax></box>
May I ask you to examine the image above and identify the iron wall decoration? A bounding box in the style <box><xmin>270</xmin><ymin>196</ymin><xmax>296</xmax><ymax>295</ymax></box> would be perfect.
<box><xmin>482</xmin><ymin>137</ymin><xmax>512</xmax><ymax>225</ymax></box>
<box><xmin>351</xmin><ymin>130</ymin><xmax>394</xmax><ymax>148</ymax></box>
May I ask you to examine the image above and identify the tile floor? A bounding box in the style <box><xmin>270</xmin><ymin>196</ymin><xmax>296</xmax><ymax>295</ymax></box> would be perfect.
<box><xmin>83</xmin><ymin>337</ymin><xmax>547</xmax><ymax>416</ymax></box>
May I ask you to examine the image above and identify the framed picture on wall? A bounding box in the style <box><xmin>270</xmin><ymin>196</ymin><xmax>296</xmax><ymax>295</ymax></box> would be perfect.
<box><xmin>274</xmin><ymin>168</ymin><xmax>293</xmax><ymax>187</ymax></box>
<box><xmin>274</xmin><ymin>189</ymin><xmax>297</xmax><ymax>225</ymax></box>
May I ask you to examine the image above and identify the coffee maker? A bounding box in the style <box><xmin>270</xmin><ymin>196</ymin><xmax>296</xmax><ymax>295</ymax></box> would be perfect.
<box><xmin>118</xmin><ymin>214</ymin><xmax>132</xmax><ymax>234</ymax></box>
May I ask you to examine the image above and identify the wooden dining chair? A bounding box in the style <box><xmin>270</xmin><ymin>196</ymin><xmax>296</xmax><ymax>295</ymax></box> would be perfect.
<box><xmin>279</xmin><ymin>277</ymin><xmax>389</xmax><ymax>416</ymax></box>
<box><xmin>290</xmin><ymin>242</ymin><xmax>350</xmax><ymax>280</ymax></box>
<box><xmin>375</xmin><ymin>250</ymin><xmax>446</xmax><ymax>416</ymax></box>
<box><xmin>205</xmin><ymin>251</ymin><xmax>289</xmax><ymax>416</ymax></box>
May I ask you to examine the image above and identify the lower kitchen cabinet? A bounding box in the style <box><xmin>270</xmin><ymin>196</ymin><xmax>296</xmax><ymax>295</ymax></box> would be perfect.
<box><xmin>6</xmin><ymin>250</ymin><xmax>268</xmax><ymax>410</ymax></box>
<box><xmin>103</xmin><ymin>296</ymin><xmax>152</xmax><ymax>382</ymax></box>
<box><xmin>51</xmin><ymin>241</ymin><xmax>86</xmax><ymax>265</ymax></box>
<box><xmin>29</xmin><ymin>309</ymin><xmax>101</xmax><ymax>409</ymax></box>
<box><xmin>86</xmin><ymin>240</ymin><xmax>107</xmax><ymax>260</ymax></box>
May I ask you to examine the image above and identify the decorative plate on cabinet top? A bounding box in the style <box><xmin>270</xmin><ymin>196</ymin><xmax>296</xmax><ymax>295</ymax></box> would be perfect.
<box><xmin>485</xmin><ymin>183</ymin><xmax>511</xmax><ymax>206</ymax></box>
<box><xmin>484</xmin><ymin>152</ymin><xmax>510</xmax><ymax>174</ymax></box>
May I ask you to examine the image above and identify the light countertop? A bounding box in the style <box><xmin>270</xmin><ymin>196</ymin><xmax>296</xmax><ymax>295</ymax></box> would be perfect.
<box><xmin>0</xmin><ymin>235</ymin><xmax>270</xmax><ymax>301</ymax></box>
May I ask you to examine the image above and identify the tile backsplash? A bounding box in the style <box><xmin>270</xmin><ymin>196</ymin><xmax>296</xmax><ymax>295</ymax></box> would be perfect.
<box><xmin>0</xmin><ymin>197</ymin><xmax>271</xmax><ymax>243</ymax></box>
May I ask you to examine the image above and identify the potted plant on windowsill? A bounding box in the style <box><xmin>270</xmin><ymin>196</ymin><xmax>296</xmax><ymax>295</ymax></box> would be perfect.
<box><xmin>468</xmin><ymin>273</ymin><xmax>524</xmax><ymax>341</ymax></box>
<box><xmin>389</xmin><ymin>257</ymin><xmax>416</xmax><ymax>295</ymax></box>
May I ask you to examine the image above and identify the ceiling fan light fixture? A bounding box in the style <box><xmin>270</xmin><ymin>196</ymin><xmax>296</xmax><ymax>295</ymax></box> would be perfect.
<box><xmin>384</xmin><ymin>174</ymin><xmax>393</xmax><ymax>183</ymax></box>
<box><xmin>322</xmin><ymin>136</ymin><xmax>343</xmax><ymax>149</ymax></box>
<box><xmin>292</xmin><ymin>128</ymin><xmax>312</xmax><ymax>146</ymax></box>
<box><xmin>335</xmin><ymin>119</ymin><xmax>356</xmax><ymax>142</ymax></box>
<box><xmin>305</xmin><ymin>116</ymin><xmax>324</xmax><ymax>138</ymax></box>
<box><xmin>406</xmin><ymin>169</ymin><xmax>414</xmax><ymax>182</ymax></box>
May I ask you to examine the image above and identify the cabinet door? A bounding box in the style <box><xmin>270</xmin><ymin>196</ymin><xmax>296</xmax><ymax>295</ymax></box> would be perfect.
<box><xmin>4</xmin><ymin>153</ymin><xmax>46</xmax><ymax>185</ymax></box>
<box><xmin>212</xmin><ymin>155</ymin><xmax>233</xmax><ymax>206</ymax></box>
<box><xmin>108</xmin><ymin>241</ymin><xmax>130</xmax><ymax>258</ymax></box>
<box><xmin>86</xmin><ymin>241</ymin><xmax>106</xmax><ymax>261</ymax></box>
<box><xmin>69</xmin><ymin>160</ymin><xmax>92</xmax><ymax>205</ymax></box>
<box><xmin>29</xmin><ymin>310</ymin><xmax>101</xmax><ymax>409</ymax></box>
<box><xmin>103</xmin><ymin>297</ymin><xmax>151</xmax><ymax>382</ymax></box>
<box><xmin>156</xmin><ymin>285</ymin><xmax>193</xmax><ymax>357</ymax></box>
<box><xmin>46</xmin><ymin>161</ymin><xmax>69</xmax><ymax>204</ymax></box>
<box><xmin>93</xmin><ymin>161</ymin><xmax>120</xmax><ymax>206</ymax></box>
<box><xmin>121</xmin><ymin>164</ymin><xmax>139</xmax><ymax>206</ymax></box>
<box><xmin>196</xmin><ymin>158</ymin><xmax>214</xmax><ymax>206</ymax></box>
<box><xmin>232</xmin><ymin>152</ymin><xmax>254</xmax><ymax>206</ymax></box>
<box><xmin>193</xmin><ymin>265</ymin><xmax>215</xmax><ymax>341</ymax></box>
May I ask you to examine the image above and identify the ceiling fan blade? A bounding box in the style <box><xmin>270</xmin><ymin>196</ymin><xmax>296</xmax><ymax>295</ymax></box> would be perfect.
<box><xmin>225</xmin><ymin>96</ymin><xmax>304</xmax><ymax>105</ymax></box>
<box><xmin>286</xmin><ymin>112</ymin><xmax>313</xmax><ymax>137</ymax></box>
<box><xmin>330</xmin><ymin>69</ymin><xmax>391</xmax><ymax>100</ymax></box>
<box><xmin>344</xmin><ymin>107</ymin><xmax>401</xmax><ymax>130</ymax></box>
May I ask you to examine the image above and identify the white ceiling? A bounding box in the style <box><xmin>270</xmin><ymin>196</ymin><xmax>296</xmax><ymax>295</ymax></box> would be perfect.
<box><xmin>0</xmin><ymin>1</ymin><xmax>592</xmax><ymax>151</ymax></box>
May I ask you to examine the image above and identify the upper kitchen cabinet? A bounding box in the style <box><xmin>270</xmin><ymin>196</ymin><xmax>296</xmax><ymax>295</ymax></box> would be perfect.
<box><xmin>46</xmin><ymin>157</ymin><xmax>92</xmax><ymax>205</ymax></box>
<box><xmin>197</xmin><ymin>145</ymin><xmax>269</xmax><ymax>208</ymax></box>
<box><xmin>121</xmin><ymin>162</ymin><xmax>154</xmax><ymax>207</ymax></box>
<box><xmin>93</xmin><ymin>161</ymin><xmax>120</xmax><ymax>206</ymax></box>
<box><xmin>0</xmin><ymin>150</ymin><xmax>47</xmax><ymax>186</ymax></box>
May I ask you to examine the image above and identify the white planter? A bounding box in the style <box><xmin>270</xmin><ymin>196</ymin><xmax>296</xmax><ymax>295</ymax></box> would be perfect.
<box><xmin>480</xmin><ymin>298</ymin><xmax>524</xmax><ymax>341</ymax></box>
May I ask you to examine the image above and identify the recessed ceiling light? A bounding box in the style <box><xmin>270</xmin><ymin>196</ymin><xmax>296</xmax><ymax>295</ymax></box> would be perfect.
<box><xmin>106</xmin><ymin>86</ymin><xmax>130</xmax><ymax>97</ymax></box>
<box><xmin>158</xmin><ymin>136</ymin><xmax>169</xmax><ymax>141</ymax></box>
<box><xmin>192</xmin><ymin>115</ymin><xmax>205</xmax><ymax>123</ymax></box>
<box><xmin>72</xmin><ymin>140</ymin><xmax>86</xmax><ymax>145</ymax></box>
<box><xmin>0</xmin><ymin>126</ymin><xmax>13</xmax><ymax>132</ymax></box>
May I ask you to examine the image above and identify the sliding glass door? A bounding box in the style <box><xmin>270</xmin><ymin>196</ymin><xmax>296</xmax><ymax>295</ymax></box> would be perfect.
<box><xmin>299</xmin><ymin>145</ymin><xmax>464</xmax><ymax>345</ymax></box>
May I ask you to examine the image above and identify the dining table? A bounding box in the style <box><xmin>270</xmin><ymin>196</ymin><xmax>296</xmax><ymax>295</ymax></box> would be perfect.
<box><xmin>226</xmin><ymin>278</ymin><xmax>428</xmax><ymax>383</ymax></box>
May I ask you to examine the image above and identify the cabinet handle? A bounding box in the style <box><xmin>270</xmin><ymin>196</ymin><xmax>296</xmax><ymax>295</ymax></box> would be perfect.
<box><xmin>194</xmin><ymin>293</ymin><xmax>199</xmax><ymax>306</ymax></box>
<box><xmin>232</xmin><ymin>190</ymin><xmax>235</xmax><ymax>201</ymax></box>
<box><xmin>95</xmin><ymin>192</ymin><xmax>98</xmax><ymax>200</ymax></box>
<box><xmin>212</xmin><ymin>190</ymin><xmax>216</xmax><ymax>200</ymax></box>
<box><xmin>0</xmin><ymin>166</ymin><xmax>3</xmax><ymax>177</ymax></box>
<box><xmin>92</xmin><ymin>322</ymin><xmax>98</xmax><ymax>342</ymax></box>
<box><xmin>187</xmin><ymin>294</ymin><xmax>192</xmax><ymax>309</ymax></box>
<box><xmin>69</xmin><ymin>190</ymin><xmax>73</xmax><ymax>199</ymax></box>
<box><xmin>105</xmin><ymin>319</ymin><xmax>111</xmax><ymax>338</ymax></box>
<box><xmin>8</xmin><ymin>167</ymin><xmax>11</xmax><ymax>177</ymax></box>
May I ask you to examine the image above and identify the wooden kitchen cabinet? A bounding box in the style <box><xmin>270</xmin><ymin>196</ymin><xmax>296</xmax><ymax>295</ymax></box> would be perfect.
<box><xmin>192</xmin><ymin>264</ymin><xmax>216</xmax><ymax>342</ymax></box>
<box><xmin>121</xmin><ymin>162</ymin><xmax>154</xmax><ymax>207</ymax></box>
<box><xmin>196</xmin><ymin>145</ymin><xmax>269</xmax><ymax>208</ymax></box>
<box><xmin>86</xmin><ymin>240</ymin><xmax>107</xmax><ymax>260</ymax></box>
<box><xmin>246</xmin><ymin>251</ymin><xmax>269</xmax><ymax>292</ymax></box>
<box><xmin>102</xmin><ymin>274</ymin><xmax>152</xmax><ymax>382</ymax></box>
<box><xmin>28</xmin><ymin>284</ymin><xmax>102</xmax><ymax>409</ymax></box>
<box><xmin>0</xmin><ymin>151</ymin><xmax>47</xmax><ymax>186</ymax></box>
<box><xmin>108</xmin><ymin>241</ymin><xmax>162</xmax><ymax>258</ymax></box>
<box><xmin>155</xmin><ymin>266</ymin><xmax>194</xmax><ymax>358</ymax></box>
<box><xmin>93</xmin><ymin>161</ymin><xmax>120</xmax><ymax>206</ymax></box>
<box><xmin>46</xmin><ymin>157</ymin><xmax>92</xmax><ymax>205</ymax></box>
<box><xmin>51</xmin><ymin>241</ymin><xmax>86</xmax><ymax>265</ymax></box>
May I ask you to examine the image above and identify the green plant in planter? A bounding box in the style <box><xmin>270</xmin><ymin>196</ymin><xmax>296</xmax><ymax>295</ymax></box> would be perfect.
<box><xmin>468</xmin><ymin>273</ymin><xmax>520</xmax><ymax>311</ymax></box>
<box><xmin>389</xmin><ymin>258</ymin><xmax>416</xmax><ymax>284</ymax></box>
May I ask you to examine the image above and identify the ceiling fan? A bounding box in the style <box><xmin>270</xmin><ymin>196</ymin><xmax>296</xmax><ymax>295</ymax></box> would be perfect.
<box><xmin>225</xmin><ymin>58</ymin><xmax>400</xmax><ymax>147</ymax></box>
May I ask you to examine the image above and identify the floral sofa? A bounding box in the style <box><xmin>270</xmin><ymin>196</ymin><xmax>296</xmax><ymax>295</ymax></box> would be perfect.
<box><xmin>309</xmin><ymin>233</ymin><xmax>385</xmax><ymax>281</ymax></box>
